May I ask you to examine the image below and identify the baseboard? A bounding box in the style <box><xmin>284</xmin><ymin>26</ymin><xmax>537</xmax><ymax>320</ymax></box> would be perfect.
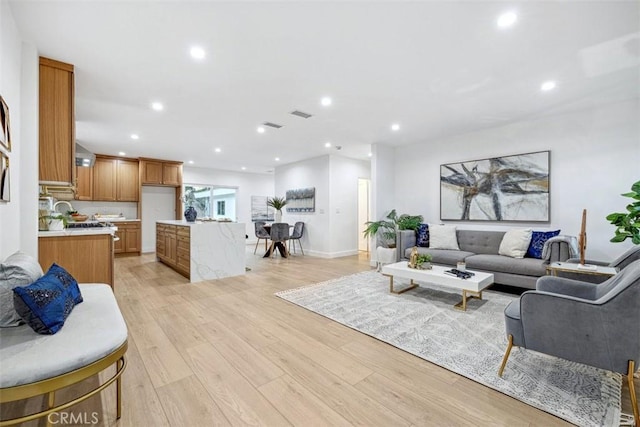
<box><xmin>306</xmin><ymin>249</ymin><xmax>359</xmax><ymax>259</ymax></box>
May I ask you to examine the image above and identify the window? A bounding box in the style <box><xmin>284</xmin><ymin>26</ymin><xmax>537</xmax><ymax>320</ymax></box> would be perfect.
<box><xmin>183</xmin><ymin>184</ymin><xmax>237</xmax><ymax>220</ymax></box>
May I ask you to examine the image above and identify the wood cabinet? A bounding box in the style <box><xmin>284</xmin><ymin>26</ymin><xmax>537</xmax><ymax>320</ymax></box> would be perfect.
<box><xmin>116</xmin><ymin>159</ymin><xmax>140</xmax><ymax>201</ymax></box>
<box><xmin>114</xmin><ymin>221</ymin><xmax>141</xmax><ymax>256</ymax></box>
<box><xmin>156</xmin><ymin>223</ymin><xmax>189</xmax><ymax>278</ymax></box>
<box><xmin>75</xmin><ymin>166</ymin><xmax>93</xmax><ymax>200</ymax></box>
<box><xmin>91</xmin><ymin>156</ymin><xmax>139</xmax><ymax>202</ymax></box>
<box><xmin>93</xmin><ymin>157</ymin><xmax>117</xmax><ymax>201</ymax></box>
<box><xmin>39</xmin><ymin>233</ymin><xmax>114</xmax><ymax>287</ymax></box>
<box><xmin>39</xmin><ymin>57</ymin><xmax>75</xmax><ymax>184</ymax></box>
<box><xmin>140</xmin><ymin>159</ymin><xmax>183</xmax><ymax>187</ymax></box>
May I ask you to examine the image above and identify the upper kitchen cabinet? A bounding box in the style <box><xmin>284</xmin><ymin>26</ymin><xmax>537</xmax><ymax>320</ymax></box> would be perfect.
<box><xmin>140</xmin><ymin>158</ymin><xmax>183</xmax><ymax>187</ymax></box>
<box><xmin>92</xmin><ymin>155</ymin><xmax>139</xmax><ymax>202</ymax></box>
<box><xmin>75</xmin><ymin>165</ymin><xmax>93</xmax><ymax>201</ymax></box>
<box><xmin>39</xmin><ymin>57</ymin><xmax>75</xmax><ymax>184</ymax></box>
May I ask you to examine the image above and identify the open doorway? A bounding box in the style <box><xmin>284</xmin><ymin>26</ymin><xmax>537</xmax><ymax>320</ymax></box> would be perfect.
<box><xmin>357</xmin><ymin>178</ymin><xmax>370</xmax><ymax>252</ymax></box>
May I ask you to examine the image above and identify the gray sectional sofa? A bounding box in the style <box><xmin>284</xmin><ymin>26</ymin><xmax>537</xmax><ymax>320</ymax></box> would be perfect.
<box><xmin>397</xmin><ymin>229</ymin><xmax>576</xmax><ymax>289</ymax></box>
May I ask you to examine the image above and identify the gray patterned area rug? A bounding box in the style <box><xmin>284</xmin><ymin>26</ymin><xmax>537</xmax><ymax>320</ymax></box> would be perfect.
<box><xmin>275</xmin><ymin>271</ymin><xmax>621</xmax><ymax>427</ymax></box>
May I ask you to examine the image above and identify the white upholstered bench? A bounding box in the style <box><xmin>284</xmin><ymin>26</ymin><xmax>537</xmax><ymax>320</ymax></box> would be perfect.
<box><xmin>0</xmin><ymin>284</ymin><xmax>128</xmax><ymax>426</ymax></box>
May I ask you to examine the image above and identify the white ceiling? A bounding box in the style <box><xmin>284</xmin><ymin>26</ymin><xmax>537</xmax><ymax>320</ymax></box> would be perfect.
<box><xmin>9</xmin><ymin>1</ymin><xmax>640</xmax><ymax>173</ymax></box>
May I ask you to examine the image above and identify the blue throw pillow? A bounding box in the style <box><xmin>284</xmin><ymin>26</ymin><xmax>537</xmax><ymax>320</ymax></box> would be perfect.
<box><xmin>526</xmin><ymin>230</ymin><xmax>561</xmax><ymax>259</ymax></box>
<box><xmin>416</xmin><ymin>223</ymin><xmax>429</xmax><ymax>247</ymax></box>
<box><xmin>12</xmin><ymin>264</ymin><xmax>83</xmax><ymax>334</ymax></box>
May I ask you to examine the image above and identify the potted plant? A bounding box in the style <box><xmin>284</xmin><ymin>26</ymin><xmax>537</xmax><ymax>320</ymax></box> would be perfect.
<box><xmin>363</xmin><ymin>209</ymin><xmax>424</xmax><ymax>248</ymax></box>
<box><xmin>267</xmin><ymin>196</ymin><xmax>288</xmax><ymax>223</ymax></box>
<box><xmin>39</xmin><ymin>213</ymin><xmax>68</xmax><ymax>231</ymax></box>
<box><xmin>415</xmin><ymin>253</ymin><xmax>433</xmax><ymax>270</ymax></box>
<box><xmin>606</xmin><ymin>179</ymin><xmax>640</xmax><ymax>244</ymax></box>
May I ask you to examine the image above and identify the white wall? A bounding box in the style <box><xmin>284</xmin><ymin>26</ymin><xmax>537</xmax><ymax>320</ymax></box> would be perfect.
<box><xmin>0</xmin><ymin>1</ymin><xmax>38</xmax><ymax>259</ymax></box>
<box><xmin>275</xmin><ymin>156</ymin><xmax>330</xmax><ymax>256</ymax></box>
<box><xmin>394</xmin><ymin>99</ymin><xmax>640</xmax><ymax>261</ymax></box>
<box><xmin>275</xmin><ymin>155</ymin><xmax>370</xmax><ymax>258</ymax></box>
<box><xmin>329</xmin><ymin>155</ymin><xmax>370</xmax><ymax>256</ymax></box>
<box><xmin>183</xmin><ymin>166</ymin><xmax>274</xmax><ymax>241</ymax></box>
<box><xmin>141</xmin><ymin>186</ymin><xmax>175</xmax><ymax>253</ymax></box>
<box><xmin>369</xmin><ymin>143</ymin><xmax>396</xmax><ymax>265</ymax></box>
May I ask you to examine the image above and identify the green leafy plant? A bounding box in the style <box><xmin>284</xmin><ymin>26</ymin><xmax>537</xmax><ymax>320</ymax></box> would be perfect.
<box><xmin>363</xmin><ymin>209</ymin><xmax>424</xmax><ymax>247</ymax></box>
<box><xmin>416</xmin><ymin>253</ymin><xmax>433</xmax><ymax>265</ymax></box>
<box><xmin>267</xmin><ymin>196</ymin><xmax>288</xmax><ymax>211</ymax></box>
<box><xmin>606</xmin><ymin>180</ymin><xmax>640</xmax><ymax>244</ymax></box>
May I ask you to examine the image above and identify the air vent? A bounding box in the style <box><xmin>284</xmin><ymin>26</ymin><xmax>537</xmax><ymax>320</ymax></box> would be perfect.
<box><xmin>290</xmin><ymin>110</ymin><xmax>313</xmax><ymax>119</ymax></box>
<box><xmin>263</xmin><ymin>122</ymin><xmax>283</xmax><ymax>129</ymax></box>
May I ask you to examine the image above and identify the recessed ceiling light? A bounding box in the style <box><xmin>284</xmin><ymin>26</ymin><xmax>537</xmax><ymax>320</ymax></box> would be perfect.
<box><xmin>241</xmin><ymin>166</ymin><xmax>246</xmax><ymax>170</ymax></box>
<box><xmin>130</xmin><ymin>134</ymin><xmax>139</xmax><ymax>140</ymax></box>
<box><xmin>540</xmin><ymin>81</ymin><xmax>557</xmax><ymax>92</ymax></box>
<box><xmin>214</xmin><ymin>148</ymin><xmax>221</xmax><ymax>153</ymax></box>
<box><xmin>368</xmin><ymin>152</ymin><xmax>372</xmax><ymax>157</ymax></box>
<box><xmin>190</xmin><ymin>46</ymin><xmax>206</xmax><ymax>60</ymax></box>
<box><xmin>324</xmin><ymin>142</ymin><xmax>331</xmax><ymax>148</ymax></box>
<box><xmin>320</xmin><ymin>97</ymin><xmax>332</xmax><ymax>107</ymax></box>
<box><xmin>391</xmin><ymin>123</ymin><xmax>400</xmax><ymax>131</ymax></box>
<box><xmin>151</xmin><ymin>102</ymin><xmax>164</xmax><ymax>111</ymax></box>
<box><xmin>257</xmin><ymin>126</ymin><xmax>265</xmax><ymax>134</ymax></box>
<box><xmin>119</xmin><ymin>151</ymin><xmax>126</xmax><ymax>156</ymax></box>
<box><xmin>275</xmin><ymin>157</ymin><xmax>280</xmax><ymax>161</ymax></box>
<box><xmin>497</xmin><ymin>11</ymin><xmax>518</xmax><ymax>28</ymax></box>
<box><xmin>188</xmin><ymin>160</ymin><xmax>194</xmax><ymax>164</ymax></box>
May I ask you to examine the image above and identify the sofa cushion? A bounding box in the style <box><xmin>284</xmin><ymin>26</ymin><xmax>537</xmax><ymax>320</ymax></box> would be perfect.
<box><xmin>466</xmin><ymin>254</ymin><xmax>548</xmax><ymax>277</ymax></box>
<box><xmin>13</xmin><ymin>264</ymin><xmax>83</xmax><ymax>335</ymax></box>
<box><xmin>405</xmin><ymin>247</ymin><xmax>475</xmax><ymax>265</ymax></box>
<box><xmin>429</xmin><ymin>225</ymin><xmax>459</xmax><ymax>250</ymax></box>
<box><xmin>416</xmin><ymin>223</ymin><xmax>429</xmax><ymax>247</ymax></box>
<box><xmin>457</xmin><ymin>230</ymin><xmax>505</xmax><ymax>255</ymax></box>
<box><xmin>498</xmin><ymin>228</ymin><xmax>533</xmax><ymax>258</ymax></box>
<box><xmin>0</xmin><ymin>251</ymin><xmax>44</xmax><ymax>327</ymax></box>
<box><xmin>526</xmin><ymin>230</ymin><xmax>561</xmax><ymax>259</ymax></box>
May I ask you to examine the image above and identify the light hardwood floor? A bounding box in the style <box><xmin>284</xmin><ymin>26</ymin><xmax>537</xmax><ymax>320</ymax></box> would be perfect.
<box><xmin>3</xmin><ymin>249</ymin><xmax>636</xmax><ymax>426</ymax></box>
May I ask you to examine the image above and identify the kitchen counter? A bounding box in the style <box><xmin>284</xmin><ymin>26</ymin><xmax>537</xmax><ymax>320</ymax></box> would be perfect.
<box><xmin>156</xmin><ymin>220</ymin><xmax>245</xmax><ymax>282</ymax></box>
<box><xmin>39</xmin><ymin>227</ymin><xmax>117</xmax><ymax>237</ymax></box>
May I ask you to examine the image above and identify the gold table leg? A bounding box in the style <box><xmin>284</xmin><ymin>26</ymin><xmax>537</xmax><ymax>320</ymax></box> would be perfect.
<box><xmin>384</xmin><ymin>274</ymin><xmax>418</xmax><ymax>294</ymax></box>
<box><xmin>454</xmin><ymin>289</ymin><xmax>483</xmax><ymax>311</ymax></box>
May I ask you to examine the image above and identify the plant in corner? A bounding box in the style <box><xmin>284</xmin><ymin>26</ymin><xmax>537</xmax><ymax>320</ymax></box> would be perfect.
<box><xmin>362</xmin><ymin>209</ymin><xmax>424</xmax><ymax>248</ymax></box>
<box><xmin>606</xmin><ymin>179</ymin><xmax>640</xmax><ymax>244</ymax></box>
<box><xmin>267</xmin><ymin>196</ymin><xmax>288</xmax><ymax>222</ymax></box>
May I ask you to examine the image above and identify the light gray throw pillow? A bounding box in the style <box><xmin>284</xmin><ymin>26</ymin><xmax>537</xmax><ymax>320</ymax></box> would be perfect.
<box><xmin>0</xmin><ymin>251</ymin><xmax>44</xmax><ymax>327</ymax></box>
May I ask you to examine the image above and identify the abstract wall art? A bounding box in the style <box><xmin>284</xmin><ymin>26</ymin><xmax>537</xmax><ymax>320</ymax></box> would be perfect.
<box><xmin>440</xmin><ymin>151</ymin><xmax>550</xmax><ymax>222</ymax></box>
<box><xmin>286</xmin><ymin>187</ymin><xmax>315</xmax><ymax>213</ymax></box>
<box><xmin>251</xmin><ymin>196</ymin><xmax>275</xmax><ymax>222</ymax></box>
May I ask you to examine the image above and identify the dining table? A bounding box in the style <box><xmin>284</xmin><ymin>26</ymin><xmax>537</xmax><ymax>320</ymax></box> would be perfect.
<box><xmin>261</xmin><ymin>224</ymin><xmax>291</xmax><ymax>258</ymax></box>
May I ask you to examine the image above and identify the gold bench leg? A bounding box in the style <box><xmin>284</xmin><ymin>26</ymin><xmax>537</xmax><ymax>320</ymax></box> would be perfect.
<box><xmin>498</xmin><ymin>334</ymin><xmax>514</xmax><ymax>377</ymax></box>
<box><xmin>46</xmin><ymin>392</ymin><xmax>55</xmax><ymax>427</ymax></box>
<box><xmin>629</xmin><ymin>360</ymin><xmax>639</xmax><ymax>427</ymax></box>
<box><xmin>117</xmin><ymin>357</ymin><xmax>124</xmax><ymax>419</ymax></box>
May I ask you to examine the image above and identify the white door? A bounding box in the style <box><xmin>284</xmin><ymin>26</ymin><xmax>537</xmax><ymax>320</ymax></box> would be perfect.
<box><xmin>357</xmin><ymin>178</ymin><xmax>370</xmax><ymax>252</ymax></box>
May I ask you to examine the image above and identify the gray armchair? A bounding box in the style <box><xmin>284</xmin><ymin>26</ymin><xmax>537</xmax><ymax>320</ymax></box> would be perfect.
<box><xmin>563</xmin><ymin>245</ymin><xmax>640</xmax><ymax>283</ymax></box>
<box><xmin>498</xmin><ymin>259</ymin><xmax>640</xmax><ymax>425</ymax></box>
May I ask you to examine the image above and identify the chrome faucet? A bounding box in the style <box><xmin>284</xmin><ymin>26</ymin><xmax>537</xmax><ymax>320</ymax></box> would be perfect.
<box><xmin>53</xmin><ymin>200</ymin><xmax>74</xmax><ymax>214</ymax></box>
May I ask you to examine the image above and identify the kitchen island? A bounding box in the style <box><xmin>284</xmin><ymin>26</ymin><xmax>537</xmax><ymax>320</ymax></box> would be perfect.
<box><xmin>156</xmin><ymin>220</ymin><xmax>246</xmax><ymax>282</ymax></box>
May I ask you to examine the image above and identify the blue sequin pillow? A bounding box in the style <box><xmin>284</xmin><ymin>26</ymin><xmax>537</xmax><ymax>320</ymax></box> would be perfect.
<box><xmin>416</xmin><ymin>223</ymin><xmax>429</xmax><ymax>247</ymax></box>
<box><xmin>13</xmin><ymin>264</ymin><xmax>83</xmax><ymax>334</ymax></box>
<box><xmin>526</xmin><ymin>230</ymin><xmax>561</xmax><ymax>259</ymax></box>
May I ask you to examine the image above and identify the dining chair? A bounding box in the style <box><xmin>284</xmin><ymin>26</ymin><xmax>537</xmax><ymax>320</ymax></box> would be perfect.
<box><xmin>288</xmin><ymin>221</ymin><xmax>305</xmax><ymax>255</ymax></box>
<box><xmin>254</xmin><ymin>221</ymin><xmax>270</xmax><ymax>254</ymax></box>
<box><xmin>269</xmin><ymin>223</ymin><xmax>290</xmax><ymax>258</ymax></box>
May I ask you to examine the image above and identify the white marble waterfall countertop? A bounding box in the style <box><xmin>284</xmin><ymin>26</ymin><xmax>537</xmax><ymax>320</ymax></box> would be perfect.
<box><xmin>39</xmin><ymin>227</ymin><xmax>117</xmax><ymax>237</ymax></box>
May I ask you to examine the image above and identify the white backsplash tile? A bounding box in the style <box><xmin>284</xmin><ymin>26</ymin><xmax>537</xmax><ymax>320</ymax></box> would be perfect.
<box><xmin>73</xmin><ymin>201</ymin><xmax>138</xmax><ymax>220</ymax></box>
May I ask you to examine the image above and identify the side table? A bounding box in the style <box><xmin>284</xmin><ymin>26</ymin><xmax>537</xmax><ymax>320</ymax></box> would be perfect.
<box><xmin>546</xmin><ymin>262</ymin><xmax>618</xmax><ymax>279</ymax></box>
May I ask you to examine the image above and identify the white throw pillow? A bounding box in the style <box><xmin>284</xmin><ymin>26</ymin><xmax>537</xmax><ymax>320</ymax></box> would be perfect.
<box><xmin>498</xmin><ymin>229</ymin><xmax>533</xmax><ymax>258</ymax></box>
<box><xmin>0</xmin><ymin>251</ymin><xmax>44</xmax><ymax>327</ymax></box>
<box><xmin>429</xmin><ymin>225</ymin><xmax>459</xmax><ymax>250</ymax></box>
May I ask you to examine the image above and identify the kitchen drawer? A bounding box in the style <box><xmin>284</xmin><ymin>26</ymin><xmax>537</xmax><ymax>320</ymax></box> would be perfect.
<box><xmin>177</xmin><ymin>247</ymin><xmax>190</xmax><ymax>258</ymax></box>
<box><xmin>177</xmin><ymin>239</ymin><xmax>190</xmax><ymax>251</ymax></box>
<box><xmin>177</xmin><ymin>235</ymin><xmax>190</xmax><ymax>243</ymax></box>
<box><xmin>176</xmin><ymin>256</ymin><xmax>190</xmax><ymax>273</ymax></box>
<box><xmin>176</xmin><ymin>226</ymin><xmax>190</xmax><ymax>237</ymax></box>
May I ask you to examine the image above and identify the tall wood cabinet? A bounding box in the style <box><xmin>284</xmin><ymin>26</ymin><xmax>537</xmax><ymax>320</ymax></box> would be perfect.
<box><xmin>39</xmin><ymin>57</ymin><xmax>75</xmax><ymax>184</ymax></box>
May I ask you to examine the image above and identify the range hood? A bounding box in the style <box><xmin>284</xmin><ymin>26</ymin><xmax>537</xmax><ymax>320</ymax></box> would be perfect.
<box><xmin>75</xmin><ymin>143</ymin><xmax>96</xmax><ymax>167</ymax></box>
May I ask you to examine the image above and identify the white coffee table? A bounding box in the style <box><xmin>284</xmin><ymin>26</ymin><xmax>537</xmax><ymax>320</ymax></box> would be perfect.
<box><xmin>381</xmin><ymin>261</ymin><xmax>494</xmax><ymax>311</ymax></box>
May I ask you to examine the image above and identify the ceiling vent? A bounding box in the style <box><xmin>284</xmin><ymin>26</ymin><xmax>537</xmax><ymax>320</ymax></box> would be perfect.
<box><xmin>290</xmin><ymin>110</ymin><xmax>313</xmax><ymax>119</ymax></box>
<box><xmin>263</xmin><ymin>122</ymin><xmax>283</xmax><ymax>129</ymax></box>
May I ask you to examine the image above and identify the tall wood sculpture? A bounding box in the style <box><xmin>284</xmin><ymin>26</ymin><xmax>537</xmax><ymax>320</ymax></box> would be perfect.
<box><xmin>578</xmin><ymin>209</ymin><xmax>587</xmax><ymax>265</ymax></box>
